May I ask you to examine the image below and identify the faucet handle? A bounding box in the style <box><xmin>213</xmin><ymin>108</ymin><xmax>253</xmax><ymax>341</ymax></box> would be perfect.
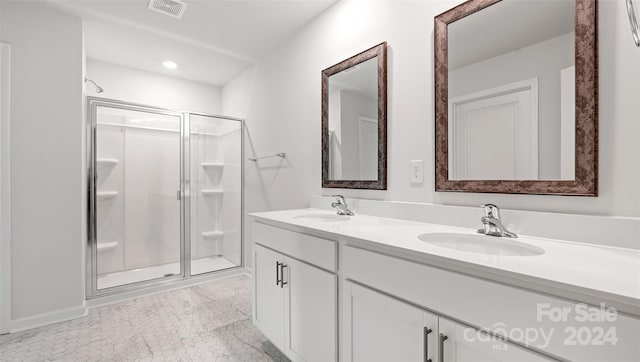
<box><xmin>480</xmin><ymin>203</ymin><xmax>500</xmax><ymax>218</ymax></box>
<box><xmin>330</xmin><ymin>195</ymin><xmax>354</xmax><ymax>216</ymax></box>
<box><xmin>331</xmin><ymin>195</ymin><xmax>347</xmax><ymax>205</ymax></box>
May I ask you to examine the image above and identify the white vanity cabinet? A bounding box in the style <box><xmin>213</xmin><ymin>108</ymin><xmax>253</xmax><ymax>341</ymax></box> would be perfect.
<box><xmin>253</xmin><ymin>244</ymin><xmax>286</xmax><ymax>348</ymax></box>
<box><xmin>343</xmin><ymin>245</ymin><xmax>640</xmax><ymax>362</ymax></box>
<box><xmin>343</xmin><ymin>281</ymin><xmax>439</xmax><ymax>362</ymax></box>
<box><xmin>251</xmin><ymin>215</ymin><xmax>640</xmax><ymax>362</ymax></box>
<box><xmin>252</xmin><ymin>223</ymin><xmax>337</xmax><ymax>362</ymax></box>
<box><xmin>343</xmin><ymin>281</ymin><xmax>551</xmax><ymax>362</ymax></box>
<box><xmin>437</xmin><ymin>318</ymin><xmax>552</xmax><ymax>362</ymax></box>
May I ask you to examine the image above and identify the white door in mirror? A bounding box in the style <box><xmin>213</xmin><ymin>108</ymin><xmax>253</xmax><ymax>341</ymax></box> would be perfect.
<box><xmin>449</xmin><ymin>79</ymin><xmax>538</xmax><ymax>180</ymax></box>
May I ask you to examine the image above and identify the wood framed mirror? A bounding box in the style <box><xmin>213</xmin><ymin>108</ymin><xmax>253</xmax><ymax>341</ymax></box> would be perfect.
<box><xmin>322</xmin><ymin>42</ymin><xmax>387</xmax><ymax>190</ymax></box>
<box><xmin>434</xmin><ymin>0</ymin><xmax>598</xmax><ymax>196</ymax></box>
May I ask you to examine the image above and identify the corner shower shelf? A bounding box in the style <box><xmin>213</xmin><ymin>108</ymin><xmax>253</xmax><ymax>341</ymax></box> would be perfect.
<box><xmin>97</xmin><ymin>191</ymin><xmax>119</xmax><ymax>201</ymax></box>
<box><xmin>97</xmin><ymin>158</ymin><xmax>118</xmax><ymax>168</ymax></box>
<box><xmin>97</xmin><ymin>241</ymin><xmax>119</xmax><ymax>252</ymax></box>
<box><xmin>201</xmin><ymin>189</ymin><xmax>224</xmax><ymax>197</ymax></box>
<box><xmin>201</xmin><ymin>231</ymin><xmax>224</xmax><ymax>240</ymax></box>
<box><xmin>201</xmin><ymin>162</ymin><xmax>224</xmax><ymax>170</ymax></box>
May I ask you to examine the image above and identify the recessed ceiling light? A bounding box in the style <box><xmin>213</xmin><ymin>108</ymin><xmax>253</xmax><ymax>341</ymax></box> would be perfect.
<box><xmin>163</xmin><ymin>61</ymin><xmax>178</xmax><ymax>69</ymax></box>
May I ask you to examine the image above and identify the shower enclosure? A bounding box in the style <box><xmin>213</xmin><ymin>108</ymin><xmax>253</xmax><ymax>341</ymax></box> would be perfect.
<box><xmin>86</xmin><ymin>98</ymin><xmax>243</xmax><ymax>298</ymax></box>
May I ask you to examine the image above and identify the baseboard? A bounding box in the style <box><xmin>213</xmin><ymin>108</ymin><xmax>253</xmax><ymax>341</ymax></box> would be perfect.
<box><xmin>6</xmin><ymin>268</ymin><xmax>252</xmax><ymax>333</ymax></box>
<box><xmin>8</xmin><ymin>303</ymin><xmax>87</xmax><ymax>333</ymax></box>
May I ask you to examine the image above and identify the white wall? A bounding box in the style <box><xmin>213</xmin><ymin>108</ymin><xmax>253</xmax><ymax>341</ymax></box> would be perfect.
<box><xmin>221</xmin><ymin>65</ymin><xmax>256</xmax><ymax>119</ymax></box>
<box><xmin>86</xmin><ymin>60</ymin><xmax>222</xmax><ymax>115</ymax></box>
<box><xmin>0</xmin><ymin>42</ymin><xmax>11</xmax><ymax>334</ymax></box>
<box><xmin>240</xmin><ymin>0</ymin><xmax>640</xmax><ymax>267</ymax></box>
<box><xmin>450</xmin><ymin>32</ymin><xmax>574</xmax><ymax>179</ymax></box>
<box><xmin>0</xmin><ymin>1</ymin><xmax>85</xmax><ymax>321</ymax></box>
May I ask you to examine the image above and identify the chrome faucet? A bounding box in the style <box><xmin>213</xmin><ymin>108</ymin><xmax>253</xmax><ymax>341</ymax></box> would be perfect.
<box><xmin>477</xmin><ymin>204</ymin><xmax>517</xmax><ymax>238</ymax></box>
<box><xmin>331</xmin><ymin>195</ymin><xmax>354</xmax><ymax>216</ymax></box>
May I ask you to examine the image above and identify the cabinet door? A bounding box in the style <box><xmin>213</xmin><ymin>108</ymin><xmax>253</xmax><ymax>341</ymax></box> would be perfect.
<box><xmin>343</xmin><ymin>281</ymin><xmax>439</xmax><ymax>362</ymax></box>
<box><xmin>253</xmin><ymin>244</ymin><xmax>285</xmax><ymax>350</ymax></box>
<box><xmin>285</xmin><ymin>257</ymin><xmax>337</xmax><ymax>362</ymax></box>
<box><xmin>438</xmin><ymin>318</ymin><xmax>554</xmax><ymax>362</ymax></box>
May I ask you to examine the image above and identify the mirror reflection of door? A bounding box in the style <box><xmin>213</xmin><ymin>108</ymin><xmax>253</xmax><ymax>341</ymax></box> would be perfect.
<box><xmin>327</xmin><ymin>57</ymin><xmax>378</xmax><ymax>181</ymax></box>
<box><xmin>449</xmin><ymin>79</ymin><xmax>538</xmax><ymax>180</ymax></box>
<box><xmin>447</xmin><ymin>0</ymin><xmax>575</xmax><ymax>181</ymax></box>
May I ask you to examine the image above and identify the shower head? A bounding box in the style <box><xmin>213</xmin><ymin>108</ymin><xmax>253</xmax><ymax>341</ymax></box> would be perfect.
<box><xmin>85</xmin><ymin>78</ymin><xmax>104</xmax><ymax>93</ymax></box>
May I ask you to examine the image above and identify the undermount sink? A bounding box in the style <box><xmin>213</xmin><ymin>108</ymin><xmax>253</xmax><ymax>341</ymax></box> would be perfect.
<box><xmin>417</xmin><ymin>233</ymin><xmax>545</xmax><ymax>256</ymax></box>
<box><xmin>293</xmin><ymin>213</ymin><xmax>351</xmax><ymax>222</ymax></box>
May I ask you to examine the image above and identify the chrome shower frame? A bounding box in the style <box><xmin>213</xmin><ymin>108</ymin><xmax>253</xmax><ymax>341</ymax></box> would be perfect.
<box><xmin>628</xmin><ymin>0</ymin><xmax>640</xmax><ymax>47</ymax></box>
<box><xmin>85</xmin><ymin>97</ymin><xmax>245</xmax><ymax>299</ymax></box>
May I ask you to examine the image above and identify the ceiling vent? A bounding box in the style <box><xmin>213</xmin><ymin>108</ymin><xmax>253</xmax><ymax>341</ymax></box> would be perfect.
<box><xmin>148</xmin><ymin>0</ymin><xmax>188</xmax><ymax>19</ymax></box>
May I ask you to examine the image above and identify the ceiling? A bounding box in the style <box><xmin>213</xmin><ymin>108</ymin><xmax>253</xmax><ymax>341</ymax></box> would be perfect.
<box><xmin>448</xmin><ymin>0</ymin><xmax>574</xmax><ymax>70</ymax></box>
<box><xmin>46</xmin><ymin>0</ymin><xmax>338</xmax><ymax>86</ymax></box>
<box><xmin>83</xmin><ymin>19</ymin><xmax>254</xmax><ymax>86</ymax></box>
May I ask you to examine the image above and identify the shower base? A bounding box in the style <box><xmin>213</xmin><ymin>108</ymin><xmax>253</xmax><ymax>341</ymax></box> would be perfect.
<box><xmin>97</xmin><ymin>256</ymin><xmax>237</xmax><ymax>290</ymax></box>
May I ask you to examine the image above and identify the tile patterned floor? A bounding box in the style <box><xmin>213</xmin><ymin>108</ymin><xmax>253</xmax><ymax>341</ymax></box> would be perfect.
<box><xmin>0</xmin><ymin>274</ymin><xmax>290</xmax><ymax>362</ymax></box>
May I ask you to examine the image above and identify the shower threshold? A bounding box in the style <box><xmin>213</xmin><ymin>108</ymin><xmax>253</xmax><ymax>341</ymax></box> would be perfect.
<box><xmin>97</xmin><ymin>256</ymin><xmax>237</xmax><ymax>290</ymax></box>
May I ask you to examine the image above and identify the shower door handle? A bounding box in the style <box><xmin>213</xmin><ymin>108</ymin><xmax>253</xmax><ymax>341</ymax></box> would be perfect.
<box><xmin>176</xmin><ymin>190</ymin><xmax>181</xmax><ymax>200</ymax></box>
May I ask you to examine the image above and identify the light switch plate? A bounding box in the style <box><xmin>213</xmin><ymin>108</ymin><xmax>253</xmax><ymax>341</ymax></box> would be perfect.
<box><xmin>410</xmin><ymin>160</ymin><xmax>424</xmax><ymax>183</ymax></box>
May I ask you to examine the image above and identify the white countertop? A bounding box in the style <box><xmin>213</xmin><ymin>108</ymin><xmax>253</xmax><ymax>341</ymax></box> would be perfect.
<box><xmin>250</xmin><ymin>208</ymin><xmax>640</xmax><ymax>316</ymax></box>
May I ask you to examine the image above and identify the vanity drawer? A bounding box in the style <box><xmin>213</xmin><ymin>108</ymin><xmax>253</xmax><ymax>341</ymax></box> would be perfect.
<box><xmin>253</xmin><ymin>222</ymin><xmax>337</xmax><ymax>272</ymax></box>
<box><xmin>343</xmin><ymin>246</ymin><xmax>640</xmax><ymax>362</ymax></box>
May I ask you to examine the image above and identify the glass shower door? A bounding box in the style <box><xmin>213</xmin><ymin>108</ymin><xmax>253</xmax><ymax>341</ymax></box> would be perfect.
<box><xmin>88</xmin><ymin>98</ymin><xmax>244</xmax><ymax>298</ymax></box>
<box><xmin>93</xmin><ymin>103</ymin><xmax>183</xmax><ymax>291</ymax></box>
<box><xmin>189</xmin><ymin>114</ymin><xmax>242</xmax><ymax>275</ymax></box>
